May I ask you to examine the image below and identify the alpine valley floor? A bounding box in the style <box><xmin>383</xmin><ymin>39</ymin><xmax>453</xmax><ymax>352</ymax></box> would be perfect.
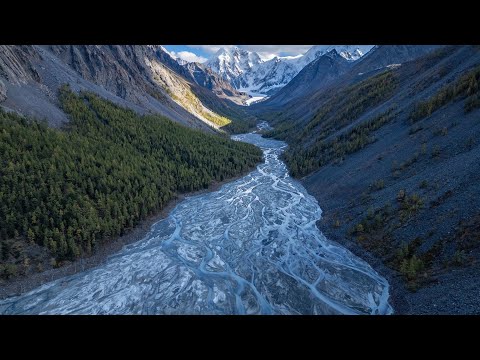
<box><xmin>0</xmin><ymin>126</ymin><xmax>392</xmax><ymax>315</ymax></box>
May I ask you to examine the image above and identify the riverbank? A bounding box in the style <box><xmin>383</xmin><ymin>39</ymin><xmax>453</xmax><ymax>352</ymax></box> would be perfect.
<box><xmin>0</xmin><ymin>169</ymin><xmax>256</xmax><ymax>300</ymax></box>
<box><xmin>316</xmin><ymin>215</ymin><xmax>480</xmax><ymax>314</ymax></box>
<box><xmin>314</xmin><ymin>218</ymin><xmax>411</xmax><ymax>314</ymax></box>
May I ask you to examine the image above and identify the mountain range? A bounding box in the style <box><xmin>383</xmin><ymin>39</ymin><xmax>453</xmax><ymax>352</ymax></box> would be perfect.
<box><xmin>0</xmin><ymin>45</ymin><xmax>252</xmax><ymax>132</ymax></box>
<box><xmin>2</xmin><ymin>44</ymin><xmax>480</xmax><ymax>314</ymax></box>
<box><xmin>205</xmin><ymin>45</ymin><xmax>373</xmax><ymax>96</ymax></box>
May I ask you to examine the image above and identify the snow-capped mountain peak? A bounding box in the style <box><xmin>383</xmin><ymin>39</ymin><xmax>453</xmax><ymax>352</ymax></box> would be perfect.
<box><xmin>206</xmin><ymin>45</ymin><xmax>374</xmax><ymax>97</ymax></box>
<box><xmin>302</xmin><ymin>45</ymin><xmax>368</xmax><ymax>64</ymax></box>
<box><xmin>206</xmin><ymin>47</ymin><xmax>263</xmax><ymax>82</ymax></box>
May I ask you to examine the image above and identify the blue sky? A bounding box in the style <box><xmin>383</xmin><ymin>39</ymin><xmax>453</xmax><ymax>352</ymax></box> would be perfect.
<box><xmin>163</xmin><ymin>45</ymin><xmax>315</xmax><ymax>63</ymax></box>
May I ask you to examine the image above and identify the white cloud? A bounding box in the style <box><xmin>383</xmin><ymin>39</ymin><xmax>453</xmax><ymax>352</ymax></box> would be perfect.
<box><xmin>170</xmin><ymin>51</ymin><xmax>208</xmax><ymax>63</ymax></box>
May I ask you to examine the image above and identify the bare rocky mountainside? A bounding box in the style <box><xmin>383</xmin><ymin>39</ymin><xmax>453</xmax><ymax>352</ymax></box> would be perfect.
<box><xmin>258</xmin><ymin>45</ymin><xmax>480</xmax><ymax>314</ymax></box>
<box><xmin>0</xmin><ymin>45</ymin><xmax>252</xmax><ymax>132</ymax></box>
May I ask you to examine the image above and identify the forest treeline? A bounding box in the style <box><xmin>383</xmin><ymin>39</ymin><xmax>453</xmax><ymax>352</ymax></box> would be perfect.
<box><xmin>0</xmin><ymin>86</ymin><xmax>262</xmax><ymax>278</ymax></box>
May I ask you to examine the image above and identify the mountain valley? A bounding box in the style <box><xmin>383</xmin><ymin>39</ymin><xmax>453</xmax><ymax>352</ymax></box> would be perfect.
<box><xmin>1</xmin><ymin>44</ymin><xmax>479</xmax><ymax>314</ymax></box>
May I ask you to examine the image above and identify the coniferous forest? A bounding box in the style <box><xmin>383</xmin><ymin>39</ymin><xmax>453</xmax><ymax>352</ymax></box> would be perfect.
<box><xmin>0</xmin><ymin>86</ymin><xmax>262</xmax><ymax>279</ymax></box>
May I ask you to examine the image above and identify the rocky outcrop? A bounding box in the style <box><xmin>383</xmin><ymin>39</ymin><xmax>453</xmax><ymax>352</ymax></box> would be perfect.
<box><xmin>48</xmin><ymin>45</ymin><xmax>159</xmax><ymax>102</ymax></box>
<box><xmin>0</xmin><ymin>45</ymin><xmax>42</xmax><ymax>84</ymax></box>
<box><xmin>183</xmin><ymin>62</ymin><xmax>249</xmax><ymax>104</ymax></box>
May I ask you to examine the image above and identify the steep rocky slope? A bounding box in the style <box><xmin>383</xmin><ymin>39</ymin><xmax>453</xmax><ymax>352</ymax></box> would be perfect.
<box><xmin>352</xmin><ymin>45</ymin><xmax>440</xmax><ymax>75</ymax></box>
<box><xmin>183</xmin><ymin>62</ymin><xmax>248</xmax><ymax>104</ymax></box>
<box><xmin>152</xmin><ymin>47</ymin><xmax>249</xmax><ymax>105</ymax></box>
<box><xmin>262</xmin><ymin>50</ymin><xmax>352</xmax><ymax>106</ymax></box>
<box><xmin>260</xmin><ymin>45</ymin><xmax>480</xmax><ymax>314</ymax></box>
<box><xmin>0</xmin><ymin>45</ymin><xmax>251</xmax><ymax>132</ymax></box>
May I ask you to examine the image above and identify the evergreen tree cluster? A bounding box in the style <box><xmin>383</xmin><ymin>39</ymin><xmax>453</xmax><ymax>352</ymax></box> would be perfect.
<box><xmin>265</xmin><ymin>70</ymin><xmax>398</xmax><ymax>143</ymax></box>
<box><xmin>263</xmin><ymin>70</ymin><xmax>399</xmax><ymax>179</ymax></box>
<box><xmin>410</xmin><ymin>64</ymin><xmax>480</xmax><ymax>122</ymax></box>
<box><xmin>0</xmin><ymin>86</ymin><xmax>262</xmax><ymax>273</ymax></box>
<box><xmin>284</xmin><ymin>109</ymin><xmax>396</xmax><ymax>177</ymax></box>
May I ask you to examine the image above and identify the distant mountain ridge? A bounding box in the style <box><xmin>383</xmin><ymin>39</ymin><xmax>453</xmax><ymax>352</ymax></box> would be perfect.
<box><xmin>262</xmin><ymin>49</ymin><xmax>352</xmax><ymax>106</ymax></box>
<box><xmin>206</xmin><ymin>45</ymin><xmax>373</xmax><ymax>96</ymax></box>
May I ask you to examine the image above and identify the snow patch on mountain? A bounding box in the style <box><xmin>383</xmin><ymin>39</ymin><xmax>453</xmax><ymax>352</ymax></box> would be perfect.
<box><xmin>245</xmin><ymin>95</ymin><xmax>266</xmax><ymax>106</ymax></box>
